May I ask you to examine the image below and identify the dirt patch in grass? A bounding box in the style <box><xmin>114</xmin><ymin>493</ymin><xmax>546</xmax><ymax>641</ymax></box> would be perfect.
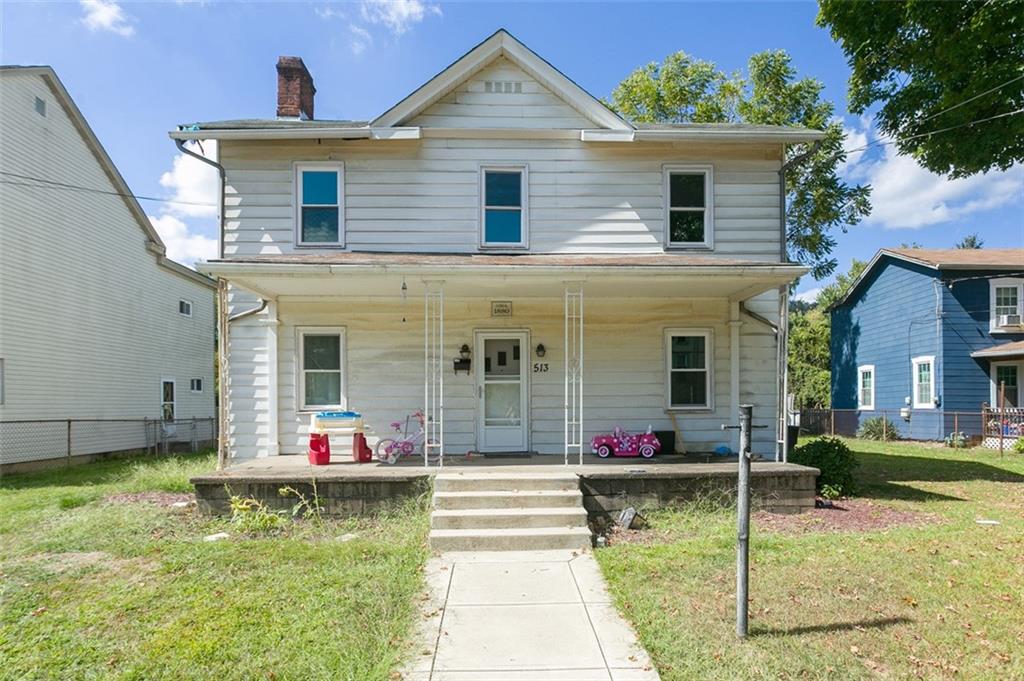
<box><xmin>105</xmin><ymin>491</ymin><xmax>194</xmax><ymax>508</ymax></box>
<box><xmin>753</xmin><ymin>498</ymin><xmax>941</xmax><ymax>535</ymax></box>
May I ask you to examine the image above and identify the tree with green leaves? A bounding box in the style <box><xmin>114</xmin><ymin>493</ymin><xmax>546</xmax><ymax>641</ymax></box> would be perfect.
<box><xmin>610</xmin><ymin>50</ymin><xmax>871</xmax><ymax>280</ymax></box>
<box><xmin>955</xmin><ymin>233</ymin><xmax>984</xmax><ymax>249</ymax></box>
<box><xmin>818</xmin><ymin>0</ymin><xmax>1024</xmax><ymax>177</ymax></box>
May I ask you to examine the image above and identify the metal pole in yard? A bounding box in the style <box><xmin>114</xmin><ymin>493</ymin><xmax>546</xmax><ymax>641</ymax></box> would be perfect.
<box><xmin>66</xmin><ymin>419</ymin><xmax>72</xmax><ymax>467</ymax></box>
<box><xmin>722</xmin><ymin>404</ymin><xmax>754</xmax><ymax>638</ymax></box>
<box><xmin>999</xmin><ymin>382</ymin><xmax>1005</xmax><ymax>457</ymax></box>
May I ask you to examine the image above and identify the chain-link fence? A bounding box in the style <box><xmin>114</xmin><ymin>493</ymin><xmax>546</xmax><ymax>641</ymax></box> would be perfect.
<box><xmin>799</xmin><ymin>407</ymin><xmax>1023</xmax><ymax>449</ymax></box>
<box><xmin>0</xmin><ymin>417</ymin><xmax>217</xmax><ymax>471</ymax></box>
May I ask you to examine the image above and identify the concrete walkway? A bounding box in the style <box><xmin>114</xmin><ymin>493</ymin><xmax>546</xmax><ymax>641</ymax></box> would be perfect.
<box><xmin>402</xmin><ymin>550</ymin><xmax>659</xmax><ymax>681</ymax></box>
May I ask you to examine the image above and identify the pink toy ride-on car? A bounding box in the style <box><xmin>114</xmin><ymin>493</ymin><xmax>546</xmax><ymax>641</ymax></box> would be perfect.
<box><xmin>591</xmin><ymin>426</ymin><xmax>661</xmax><ymax>459</ymax></box>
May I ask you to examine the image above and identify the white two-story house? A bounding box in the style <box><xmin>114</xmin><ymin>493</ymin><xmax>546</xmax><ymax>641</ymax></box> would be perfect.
<box><xmin>174</xmin><ymin>30</ymin><xmax>821</xmax><ymax>464</ymax></box>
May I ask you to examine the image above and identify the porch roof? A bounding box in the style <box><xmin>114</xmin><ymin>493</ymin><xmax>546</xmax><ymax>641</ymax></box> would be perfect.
<box><xmin>972</xmin><ymin>340</ymin><xmax>1024</xmax><ymax>360</ymax></box>
<box><xmin>197</xmin><ymin>252</ymin><xmax>807</xmax><ymax>300</ymax></box>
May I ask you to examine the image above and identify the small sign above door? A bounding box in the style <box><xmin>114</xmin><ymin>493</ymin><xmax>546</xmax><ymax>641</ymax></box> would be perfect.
<box><xmin>491</xmin><ymin>301</ymin><xmax>513</xmax><ymax>317</ymax></box>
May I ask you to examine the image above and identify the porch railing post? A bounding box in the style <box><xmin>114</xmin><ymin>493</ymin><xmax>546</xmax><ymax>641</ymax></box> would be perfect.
<box><xmin>423</xmin><ymin>282</ymin><xmax>445</xmax><ymax>468</ymax></box>
<box><xmin>563</xmin><ymin>284</ymin><xmax>584</xmax><ymax>466</ymax></box>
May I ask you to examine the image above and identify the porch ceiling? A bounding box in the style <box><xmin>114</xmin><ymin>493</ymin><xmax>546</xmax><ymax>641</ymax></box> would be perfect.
<box><xmin>198</xmin><ymin>254</ymin><xmax>807</xmax><ymax>300</ymax></box>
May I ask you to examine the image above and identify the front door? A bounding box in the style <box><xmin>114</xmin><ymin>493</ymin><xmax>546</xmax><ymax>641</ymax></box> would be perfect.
<box><xmin>476</xmin><ymin>331</ymin><xmax>529</xmax><ymax>451</ymax></box>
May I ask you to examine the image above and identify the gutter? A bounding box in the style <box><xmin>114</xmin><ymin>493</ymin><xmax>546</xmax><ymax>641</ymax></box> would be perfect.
<box><xmin>175</xmin><ymin>138</ymin><xmax>226</xmax><ymax>260</ymax></box>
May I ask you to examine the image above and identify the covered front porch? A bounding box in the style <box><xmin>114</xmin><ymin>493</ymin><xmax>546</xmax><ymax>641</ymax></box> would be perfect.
<box><xmin>202</xmin><ymin>253</ymin><xmax>805</xmax><ymax>467</ymax></box>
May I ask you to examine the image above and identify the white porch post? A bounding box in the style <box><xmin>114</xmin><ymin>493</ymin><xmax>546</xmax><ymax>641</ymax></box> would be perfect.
<box><xmin>777</xmin><ymin>286</ymin><xmax>790</xmax><ymax>462</ymax></box>
<box><xmin>564</xmin><ymin>283</ymin><xmax>584</xmax><ymax>465</ymax></box>
<box><xmin>264</xmin><ymin>299</ymin><xmax>280</xmax><ymax>457</ymax></box>
<box><xmin>729</xmin><ymin>301</ymin><xmax>742</xmax><ymax>454</ymax></box>
<box><xmin>423</xmin><ymin>282</ymin><xmax>445</xmax><ymax>467</ymax></box>
<box><xmin>216</xmin><ymin>279</ymin><xmax>230</xmax><ymax>470</ymax></box>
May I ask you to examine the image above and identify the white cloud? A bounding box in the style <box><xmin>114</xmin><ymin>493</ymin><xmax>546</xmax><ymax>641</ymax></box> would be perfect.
<box><xmin>794</xmin><ymin>287</ymin><xmax>823</xmax><ymax>304</ymax></box>
<box><xmin>842</xmin><ymin>120</ymin><xmax>1024</xmax><ymax>230</ymax></box>
<box><xmin>315</xmin><ymin>5</ymin><xmax>345</xmax><ymax>20</ymax></box>
<box><xmin>148</xmin><ymin>214</ymin><xmax>217</xmax><ymax>266</ymax></box>
<box><xmin>159</xmin><ymin>140</ymin><xmax>219</xmax><ymax>219</ymax></box>
<box><xmin>79</xmin><ymin>0</ymin><xmax>134</xmax><ymax>37</ymax></box>
<box><xmin>349</xmin><ymin>25</ymin><xmax>373</xmax><ymax>55</ymax></box>
<box><xmin>360</xmin><ymin>0</ymin><xmax>441</xmax><ymax>35</ymax></box>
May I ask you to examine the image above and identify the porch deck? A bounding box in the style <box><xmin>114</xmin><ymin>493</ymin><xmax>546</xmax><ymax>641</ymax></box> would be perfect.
<box><xmin>191</xmin><ymin>454</ymin><xmax>819</xmax><ymax>518</ymax></box>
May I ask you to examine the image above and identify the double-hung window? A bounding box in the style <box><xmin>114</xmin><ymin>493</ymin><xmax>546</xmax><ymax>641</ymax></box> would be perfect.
<box><xmin>296</xmin><ymin>163</ymin><xmax>344</xmax><ymax>246</ymax></box>
<box><xmin>664</xmin><ymin>165</ymin><xmax>713</xmax><ymax>248</ymax></box>
<box><xmin>991</xmin><ymin>279</ymin><xmax>1023</xmax><ymax>330</ymax></box>
<box><xmin>857</xmin><ymin>365</ymin><xmax>875</xmax><ymax>410</ymax></box>
<box><xmin>480</xmin><ymin>166</ymin><xmax>527</xmax><ymax>248</ymax></box>
<box><xmin>912</xmin><ymin>356</ymin><xmax>935</xmax><ymax>409</ymax></box>
<box><xmin>665</xmin><ymin>329</ymin><xmax>712</xmax><ymax>410</ymax></box>
<box><xmin>299</xmin><ymin>328</ymin><xmax>345</xmax><ymax>410</ymax></box>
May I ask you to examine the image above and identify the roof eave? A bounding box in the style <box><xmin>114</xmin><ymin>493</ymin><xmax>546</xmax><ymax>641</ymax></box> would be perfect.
<box><xmin>632</xmin><ymin>129</ymin><xmax>826</xmax><ymax>144</ymax></box>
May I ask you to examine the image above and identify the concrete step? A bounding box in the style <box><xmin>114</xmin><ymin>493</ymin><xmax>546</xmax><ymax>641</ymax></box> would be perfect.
<box><xmin>433</xmin><ymin>473</ymin><xmax>578</xmax><ymax>493</ymax></box>
<box><xmin>433</xmin><ymin>489</ymin><xmax>583</xmax><ymax>510</ymax></box>
<box><xmin>430</xmin><ymin>506</ymin><xmax>589</xmax><ymax>530</ymax></box>
<box><xmin>429</xmin><ymin>526</ymin><xmax>593</xmax><ymax>552</ymax></box>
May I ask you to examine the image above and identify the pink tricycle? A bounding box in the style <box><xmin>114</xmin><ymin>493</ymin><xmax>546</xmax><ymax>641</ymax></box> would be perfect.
<box><xmin>591</xmin><ymin>426</ymin><xmax>661</xmax><ymax>459</ymax></box>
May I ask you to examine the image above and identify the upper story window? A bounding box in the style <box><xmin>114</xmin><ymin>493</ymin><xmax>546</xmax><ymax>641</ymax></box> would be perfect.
<box><xmin>991</xmin><ymin>278</ymin><xmax>1023</xmax><ymax>331</ymax></box>
<box><xmin>295</xmin><ymin>163</ymin><xmax>344</xmax><ymax>247</ymax></box>
<box><xmin>857</xmin><ymin>365</ymin><xmax>875</xmax><ymax>410</ymax></box>
<box><xmin>912</xmin><ymin>355</ymin><xmax>935</xmax><ymax>409</ymax></box>
<box><xmin>480</xmin><ymin>166</ymin><xmax>527</xmax><ymax>248</ymax></box>
<box><xmin>178</xmin><ymin>299</ymin><xmax>192</xmax><ymax>317</ymax></box>
<box><xmin>664</xmin><ymin>165</ymin><xmax>713</xmax><ymax>249</ymax></box>
<box><xmin>665</xmin><ymin>328</ymin><xmax>713</xmax><ymax>410</ymax></box>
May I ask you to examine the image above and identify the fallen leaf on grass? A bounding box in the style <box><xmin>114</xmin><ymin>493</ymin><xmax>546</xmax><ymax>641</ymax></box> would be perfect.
<box><xmin>30</xmin><ymin>606</ymin><xmax>46</xmax><ymax>616</ymax></box>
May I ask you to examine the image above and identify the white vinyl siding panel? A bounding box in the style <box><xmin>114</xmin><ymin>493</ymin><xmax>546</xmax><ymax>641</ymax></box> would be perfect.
<box><xmin>220</xmin><ymin>139</ymin><xmax>782</xmax><ymax>258</ymax></box>
<box><xmin>0</xmin><ymin>73</ymin><xmax>216</xmax><ymax>434</ymax></box>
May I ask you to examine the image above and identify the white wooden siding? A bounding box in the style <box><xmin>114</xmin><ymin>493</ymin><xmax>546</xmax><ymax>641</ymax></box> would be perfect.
<box><xmin>220</xmin><ymin>138</ymin><xmax>782</xmax><ymax>259</ymax></box>
<box><xmin>222</xmin><ymin>295</ymin><xmax>778</xmax><ymax>460</ymax></box>
<box><xmin>408</xmin><ymin>57</ymin><xmax>595</xmax><ymax>129</ymax></box>
<box><xmin>0</xmin><ymin>73</ymin><xmax>215</xmax><ymax>434</ymax></box>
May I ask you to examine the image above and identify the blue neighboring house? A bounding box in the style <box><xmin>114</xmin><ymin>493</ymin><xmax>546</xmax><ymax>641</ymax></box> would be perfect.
<box><xmin>829</xmin><ymin>248</ymin><xmax>1024</xmax><ymax>440</ymax></box>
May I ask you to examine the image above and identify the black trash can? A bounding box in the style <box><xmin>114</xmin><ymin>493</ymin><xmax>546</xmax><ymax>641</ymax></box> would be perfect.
<box><xmin>786</xmin><ymin>425</ymin><xmax>800</xmax><ymax>458</ymax></box>
<box><xmin>654</xmin><ymin>430</ymin><xmax>675</xmax><ymax>455</ymax></box>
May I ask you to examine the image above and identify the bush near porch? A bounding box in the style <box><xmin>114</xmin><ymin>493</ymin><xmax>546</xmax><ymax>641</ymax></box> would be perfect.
<box><xmin>596</xmin><ymin>438</ymin><xmax>1024</xmax><ymax>680</ymax></box>
<box><xmin>0</xmin><ymin>453</ymin><xmax>430</xmax><ymax>680</ymax></box>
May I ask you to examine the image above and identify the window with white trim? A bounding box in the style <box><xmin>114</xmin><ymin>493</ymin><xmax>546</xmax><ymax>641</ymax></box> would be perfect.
<box><xmin>190</xmin><ymin>378</ymin><xmax>204</xmax><ymax>393</ymax></box>
<box><xmin>990</xmin><ymin>278</ymin><xmax>1023</xmax><ymax>330</ymax></box>
<box><xmin>295</xmin><ymin>163</ymin><xmax>344</xmax><ymax>246</ymax></box>
<box><xmin>665</xmin><ymin>329</ymin><xmax>712</xmax><ymax>409</ymax></box>
<box><xmin>993</xmin><ymin>364</ymin><xmax>1020</xmax><ymax>408</ymax></box>
<box><xmin>299</xmin><ymin>328</ymin><xmax>346</xmax><ymax>410</ymax></box>
<box><xmin>857</xmin><ymin>365</ymin><xmax>874</xmax><ymax>410</ymax></box>
<box><xmin>912</xmin><ymin>356</ymin><xmax>935</xmax><ymax>409</ymax></box>
<box><xmin>480</xmin><ymin>166</ymin><xmax>527</xmax><ymax>248</ymax></box>
<box><xmin>161</xmin><ymin>379</ymin><xmax>176</xmax><ymax>421</ymax></box>
<box><xmin>664</xmin><ymin>165</ymin><xmax>713</xmax><ymax>248</ymax></box>
<box><xmin>179</xmin><ymin>299</ymin><xmax>192</xmax><ymax>317</ymax></box>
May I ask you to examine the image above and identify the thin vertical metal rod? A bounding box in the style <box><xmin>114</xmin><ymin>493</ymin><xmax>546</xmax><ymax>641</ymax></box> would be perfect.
<box><xmin>578</xmin><ymin>288</ymin><xmax>584</xmax><ymax>466</ymax></box>
<box><xmin>736</xmin><ymin>403</ymin><xmax>752</xmax><ymax>639</ymax></box>
<box><xmin>424</xmin><ymin>290</ymin><xmax>429</xmax><ymax>469</ymax></box>
<box><xmin>564</xmin><ymin>289</ymin><xmax>569</xmax><ymax>466</ymax></box>
<box><xmin>439</xmin><ymin>289</ymin><xmax>445</xmax><ymax>468</ymax></box>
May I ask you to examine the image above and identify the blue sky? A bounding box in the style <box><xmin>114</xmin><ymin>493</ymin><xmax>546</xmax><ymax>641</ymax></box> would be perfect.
<box><xmin>2</xmin><ymin>1</ymin><xmax>1021</xmax><ymax>298</ymax></box>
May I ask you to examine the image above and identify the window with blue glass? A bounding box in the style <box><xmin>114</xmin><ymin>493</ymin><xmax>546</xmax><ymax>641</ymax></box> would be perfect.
<box><xmin>296</xmin><ymin>164</ymin><xmax>343</xmax><ymax>245</ymax></box>
<box><xmin>481</xmin><ymin>167</ymin><xmax>527</xmax><ymax>247</ymax></box>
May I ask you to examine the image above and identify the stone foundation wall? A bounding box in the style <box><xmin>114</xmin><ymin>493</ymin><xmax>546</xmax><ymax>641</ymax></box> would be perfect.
<box><xmin>579</xmin><ymin>465</ymin><xmax>818</xmax><ymax>524</ymax></box>
<box><xmin>192</xmin><ymin>475</ymin><xmax>431</xmax><ymax>516</ymax></box>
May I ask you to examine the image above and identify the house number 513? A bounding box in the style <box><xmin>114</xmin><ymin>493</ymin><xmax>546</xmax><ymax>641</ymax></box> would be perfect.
<box><xmin>533</xmin><ymin>363</ymin><xmax>549</xmax><ymax>373</ymax></box>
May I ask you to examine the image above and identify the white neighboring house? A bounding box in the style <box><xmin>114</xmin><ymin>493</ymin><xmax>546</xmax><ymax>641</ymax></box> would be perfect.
<box><xmin>0</xmin><ymin>66</ymin><xmax>216</xmax><ymax>468</ymax></box>
<box><xmin>174</xmin><ymin>30</ymin><xmax>822</xmax><ymax>464</ymax></box>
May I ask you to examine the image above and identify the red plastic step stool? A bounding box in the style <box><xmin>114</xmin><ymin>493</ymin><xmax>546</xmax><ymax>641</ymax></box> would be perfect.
<box><xmin>352</xmin><ymin>432</ymin><xmax>373</xmax><ymax>463</ymax></box>
<box><xmin>308</xmin><ymin>433</ymin><xmax>331</xmax><ymax>466</ymax></box>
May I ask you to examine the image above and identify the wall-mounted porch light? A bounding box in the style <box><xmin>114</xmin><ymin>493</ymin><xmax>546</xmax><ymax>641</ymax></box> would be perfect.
<box><xmin>453</xmin><ymin>344</ymin><xmax>472</xmax><ymax>374</ymax></box>
<box><xmin>535</xmin><ymin>343</ymin><xmax>546</xmax><ymax>358</ymax></box>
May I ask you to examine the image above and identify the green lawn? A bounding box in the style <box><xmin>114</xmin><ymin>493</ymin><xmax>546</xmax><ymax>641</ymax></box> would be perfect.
<box><xmin>596</xmin><ymin>439</ymin><xmax>1024</xmax><ymax>680</ymax></box>
<box><xmin>0</xmin><ymin>454</ymin><xmax>430</xmax><ymax>680</ymax></box>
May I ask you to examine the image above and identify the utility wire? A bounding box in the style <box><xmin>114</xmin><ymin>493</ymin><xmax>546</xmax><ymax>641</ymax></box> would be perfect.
<box><xmin>913</xmin><ymin>73</ymin><xmax>1024</xmax><ymax>126</ymax></box>
<box><xmin>0</xmin><ymin>170</ymin><xmax>216</xmax><ymax>208</ymax></box>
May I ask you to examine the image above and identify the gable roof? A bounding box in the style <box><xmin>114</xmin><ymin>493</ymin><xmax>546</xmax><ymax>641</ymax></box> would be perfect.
<box><xmin>371</xmin><ymin>29</ymin><xmax>632</xmax><ymax>131</ymax></box>
<box><xmin>971</xmin><ymin>340</ymin><xmax>1024</xmax><ymax>360</ymax></box>
<box><xmin>828</xmin><ymin>247</ymin><xmax>1024</xmax><ymax>311</ymax></box>
<box><xmin>0</xmin><ymin>66</ymin><xmax>214</xmax><ymax>289</ymax></box>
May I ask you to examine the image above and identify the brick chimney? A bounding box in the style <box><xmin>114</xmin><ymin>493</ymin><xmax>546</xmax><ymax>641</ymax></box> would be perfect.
<box><xmin>276</xmin><ymin>56</ymin><xmax>315</xmax><ymax>120</ymax></box>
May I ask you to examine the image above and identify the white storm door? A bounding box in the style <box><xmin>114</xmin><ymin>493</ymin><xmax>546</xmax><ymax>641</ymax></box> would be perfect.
<box><xmin>476</xmin><ymin>331</ymin><xmax>529</xmax><ymax>451</ymax></box>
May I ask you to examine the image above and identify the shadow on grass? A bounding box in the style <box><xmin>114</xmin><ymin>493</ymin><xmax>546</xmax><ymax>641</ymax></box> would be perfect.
<box><xmin>852</xmin><ymin>452</ymin><xmax>1024</xmax><ymax>503</ymax></box>
<box><xmin>751</xmin><ymin>616</ymin><xmax>913</xmax><ymax>638</ymax></box>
